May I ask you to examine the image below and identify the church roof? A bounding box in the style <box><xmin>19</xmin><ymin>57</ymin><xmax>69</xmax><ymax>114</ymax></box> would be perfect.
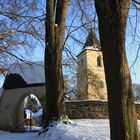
<box><xmin>77</xmin><ymin>30</ymin><xmax>101</xmax><ymax>57</ymax></box>
<box><xmin>7</xmin><ymin>61</ymin><xmax>45</xmax><ymax>84</ymax></box>
<box><xmin>83</xmin><ymin>29</ymin><xmax>100</xmax><ymax>49</ymax></box>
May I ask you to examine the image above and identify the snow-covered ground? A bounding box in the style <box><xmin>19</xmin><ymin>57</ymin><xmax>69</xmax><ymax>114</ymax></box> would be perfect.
<box><xmin>0</xmin><ymin>119</ymin><xmax>140</xmax><ymax>140</ymax></box>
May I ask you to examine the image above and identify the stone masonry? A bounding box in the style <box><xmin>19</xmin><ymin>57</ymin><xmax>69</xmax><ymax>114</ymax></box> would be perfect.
<box><xmin>66</xmin><ymin>100</ymin><xmax>140</xmax><ymax>119</ymax></box>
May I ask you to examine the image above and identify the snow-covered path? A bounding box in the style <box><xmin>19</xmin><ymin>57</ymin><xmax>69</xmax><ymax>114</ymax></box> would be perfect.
<box><xmin>0</xmin><ymin>119</ymin><xmax>139</xmax><ymax>140</ymax></box>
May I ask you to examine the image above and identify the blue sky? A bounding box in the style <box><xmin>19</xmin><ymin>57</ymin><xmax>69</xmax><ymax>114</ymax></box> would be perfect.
<box><xmin>0</xmin><ymin>1</ymin><xmax>140</xmax><ymax>87</ymax></box>
<box><xmin>126</xmin><ymin>5</ymin><xmax>140</xmax><ymax>84</ymax></box>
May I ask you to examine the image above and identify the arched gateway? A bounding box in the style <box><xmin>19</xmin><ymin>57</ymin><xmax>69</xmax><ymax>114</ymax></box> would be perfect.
<box><xmin>0</xmin><ymin>62</ymin><xmax>46</xmax><ymax>132</ymax></box>
<box><xmin>0</xmin><ymin>85</ymin><xmax>46</xmax><ymax>132</ymax></box>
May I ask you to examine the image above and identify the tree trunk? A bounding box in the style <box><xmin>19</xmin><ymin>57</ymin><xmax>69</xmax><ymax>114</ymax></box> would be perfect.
<box><xmin>95</xmin><ymin>0</ymin><xmax>139</xmax><ymax>140</ymax></box>
<box><xmin>44</xmin><ymin>0</ymin><xmax>69</xmax><ymax>128</ymax></box>
<box><xmin>44</xmin><ymin>43</ymin><xmax>67</xmax><ymax>126</ymax></box>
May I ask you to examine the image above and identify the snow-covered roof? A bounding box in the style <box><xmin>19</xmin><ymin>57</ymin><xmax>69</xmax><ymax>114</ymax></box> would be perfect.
<box><xmin>83</xmin><ymin>29</ymin><xmax>100</xmax><ymax>49</ymax></box>
<box><xmin>77</xmin><ymin>30</ymin><xmax>101</xmax><ymax>57</ymax></box>
<box><xmin>77</xmin><ymin>46</ymin><xmax>100</xmax><ymax>57</ymax></box>
<box><xmin>7</xmin><ymin>61</ymin><xmax>45</xmax><ymax>84</ymax></box>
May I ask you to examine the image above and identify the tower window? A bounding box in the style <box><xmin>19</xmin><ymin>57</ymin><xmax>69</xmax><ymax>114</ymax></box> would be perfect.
<box><xmin>97</xmin><ymin>56</ymin><xmax>102</xmax><ymax>67</ymax></box>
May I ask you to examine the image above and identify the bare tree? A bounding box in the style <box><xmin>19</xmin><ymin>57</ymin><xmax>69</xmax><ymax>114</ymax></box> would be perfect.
<box><xmin>0</xmin><ymin>0</ymin><xmax>45</xmax><ymax>72</ymax></box>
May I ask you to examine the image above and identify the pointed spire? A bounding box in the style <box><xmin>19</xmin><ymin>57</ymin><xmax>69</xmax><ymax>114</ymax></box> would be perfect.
<box><xmin>83</xmin><ymin>29</ymin><xmax>100</xmax><ymax>50</ymax></box>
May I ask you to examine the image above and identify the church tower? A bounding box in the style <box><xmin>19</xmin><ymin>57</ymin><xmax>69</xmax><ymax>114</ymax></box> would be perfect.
<box><xmin>77</xmin><ymin>30</ymin><xmax>107</xmax><ymax>100</ymax></box>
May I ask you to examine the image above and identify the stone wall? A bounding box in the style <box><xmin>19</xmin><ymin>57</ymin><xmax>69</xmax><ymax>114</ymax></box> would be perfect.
<box><xmin>66</xmin><ymin>100</ymin><xmax>140</xmax><ymax>119</ymax></box>
<box><xmin>0</xmin><ymin>88</ymin><xmax>140</xmax><ymax>132</ymax></box>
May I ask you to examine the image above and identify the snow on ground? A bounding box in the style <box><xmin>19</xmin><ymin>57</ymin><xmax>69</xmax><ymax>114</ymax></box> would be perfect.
<box><xmin>0</xmin><ymin>119</ymin><xmax>140</xmax><ymax>140</ymax></box>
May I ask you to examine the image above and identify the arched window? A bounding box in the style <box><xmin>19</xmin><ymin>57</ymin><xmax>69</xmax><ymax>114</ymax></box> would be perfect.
<box><xmin>97</xmin><ymin>56</ymin><xmax>102</xmax><ymax>67</ymax></box>
<box><xmin>98</xmin><ymin>81</ymin><xmax>104</xmax><ymax>88</ymax></box>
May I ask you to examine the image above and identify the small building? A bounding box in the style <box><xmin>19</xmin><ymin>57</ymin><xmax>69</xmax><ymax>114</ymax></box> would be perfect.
<box><xmin>77</xmin><ymin>30</ymin><xmax>107</xmax><ymax>100</ymax></box>
<box><xmin>0</xmin><ymin>62</ymin><xmax>46</xmax><ymax>132</ymax></box>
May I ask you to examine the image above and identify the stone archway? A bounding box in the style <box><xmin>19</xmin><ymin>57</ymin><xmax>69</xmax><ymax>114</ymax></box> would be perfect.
<box><xmin>0</xmin><ymin>86</ymin><xmax>46</xmax><ymax>132</ymax></box>
<box><xmin>23</xmin><ymin>94</ymin><xmax>43</xmax><ymax>129</ymax></box>
<box><xmin>16</xmin><ymin>93</ymin><xmax>45</xmax><ymax>131</ymax></box>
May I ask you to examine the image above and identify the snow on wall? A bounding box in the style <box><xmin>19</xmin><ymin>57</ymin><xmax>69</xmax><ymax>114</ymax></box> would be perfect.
<box><xmin>7</xmin><ymin>62</ymin><xmax>45</xmax><ymax>84</ymax></box>
<box><xmin>32</xmin><ymin>108</ymin><xmax>43</xmax><ymax>118</ymax></box>
<box><xmin>25</xmin><ymin>108</ymin><xmax>43</xmax><ymax>118</ymax></box>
